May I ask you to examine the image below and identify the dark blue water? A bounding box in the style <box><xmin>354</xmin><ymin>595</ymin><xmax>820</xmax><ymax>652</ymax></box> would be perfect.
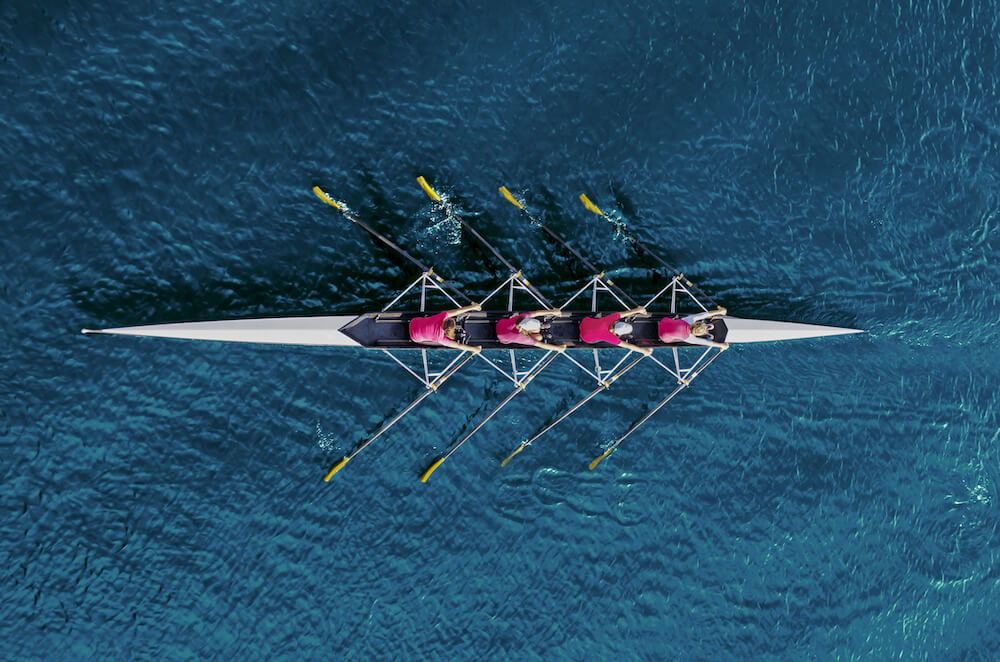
<box><xmin>3</xmin><ymin>1</ymin><xmax>999</xmax><ymax>659</ymax></box>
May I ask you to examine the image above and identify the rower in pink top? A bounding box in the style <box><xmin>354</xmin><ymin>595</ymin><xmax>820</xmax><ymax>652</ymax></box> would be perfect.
<box><xmin>657</xmin><ymin>307</ymin><xmax>729</xmax><ymax>349</ymax></box>
<box><xmin>496</xmin><ymin>309</ymin><xmax>567</xmax><ymax>352</ymax></box>
<box><xmin>409</xmin><ymin>303</ymin><xmax>483</xmax><ymax>352</ymax></box>
<box><xmin>579</xmin><ymin>306</ymin><xmax>652</xmax><ymax>355</ymax></box>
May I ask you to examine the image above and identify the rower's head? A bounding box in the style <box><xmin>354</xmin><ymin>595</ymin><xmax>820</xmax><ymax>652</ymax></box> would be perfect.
<box><xmin>517</xmin><ymin>318</ymin><xmax>542</xmax><ymax>334</ymax></box>
<box><xmin>690</xmin><ymin>320</ymin><xmax>713</xmax><ymax>337</ymax></box>
<box><xmin>443</xmin><ymin>317</ymin><xmax>457</xmax><ymax>340</ymax></box>
<box><xmin>612</xmin><ymin>321</ymin><xmax>633</xmax><ymax>337</ymax></box>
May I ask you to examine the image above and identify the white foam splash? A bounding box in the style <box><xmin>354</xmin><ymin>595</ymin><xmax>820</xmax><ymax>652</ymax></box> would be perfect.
<box><xmin>315</xmin><ymin>422</ymin><xmax>337</xmax><ymax>453</ymax></box>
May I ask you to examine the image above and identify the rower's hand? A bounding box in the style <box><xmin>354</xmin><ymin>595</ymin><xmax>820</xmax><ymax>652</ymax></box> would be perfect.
<box><xmin>715</xmin><ymin>307</ymin><xmax>727</xmax><ymax>316</ymax></box>
<box><xmin>549</xmin><ymin>308</ymin><xmax>566</xmax><ymax>317</ymax></box>
<box><xmin>557</xmin><ymin>344</ymin><xmax>568</xmax><ymax>353</ymax></box>
<box><xmin>719</xmin><ymin>342</ymin><xmax>729</xmax><ymax>350</ymax></box>
<box><xmin>471</xmin><ymin>345</ymin><xmax>484</xmax><ymax>354</ymax></box>
<box><xmin>638</xmin><ymin>307</ymin><xmax>649</xmax><ymax>316</ymax></box>
<box><xmin>641</xmin><ymin>347</ymin><xmax>654</xmax><ymax>356</ymax></box>
<box><xmin>472</xmin><ymin>303</ymin><xmax>483</xmax><ymax>312</ymax></box>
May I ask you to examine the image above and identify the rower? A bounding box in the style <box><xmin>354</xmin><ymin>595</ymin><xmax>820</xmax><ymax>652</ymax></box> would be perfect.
<box><xmin>496</xmin><ymin>309</ymin><xmax>567</xmax><ymax>352</ymax></box>
<box><xmin>410</xmin><ymin>304</ymin><xmax>483</xmax><ymax>352</ymax></box>
<box><xmin>579</xmin><ymin>306</ymin><xmax>653</xmax><ymax>356</ymax></box>
<box><xmin>657</xmin><ymin>307</ymin><xmax>729</xmax><ymax>349</ymax></box>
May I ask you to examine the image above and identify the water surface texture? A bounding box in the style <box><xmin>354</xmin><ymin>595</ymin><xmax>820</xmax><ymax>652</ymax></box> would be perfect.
<box><xmin>3</xmin><ymin>1</ymin><xmax>999</xmax><ymax>659</ymax></box>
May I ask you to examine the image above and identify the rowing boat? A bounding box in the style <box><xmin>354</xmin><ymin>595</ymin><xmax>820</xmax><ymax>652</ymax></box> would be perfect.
<box><xmin>82</xmin><ymin>177</ymin><xmax>862</xmax><ymax>481</ymax></box>
<box><xmin>81</xmin><ymin>311</ymin><xmax>859</xmax><ymax>347</ymax></box>
<box><xmin>80</xmin><ymin>311</ymin><xmax>859</xmax><ymax>345</ymax></box>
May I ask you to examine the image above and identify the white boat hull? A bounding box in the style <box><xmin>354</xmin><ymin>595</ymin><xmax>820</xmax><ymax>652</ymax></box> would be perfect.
<box><xmin>82</xmin><ymin>316</ymin><xmax>362</xmax><ymax>347</ymax></box>
<box><xmin>721</xmin><ymin>316</ymin><xmax>863</xmax><ymax>343</ymax></box>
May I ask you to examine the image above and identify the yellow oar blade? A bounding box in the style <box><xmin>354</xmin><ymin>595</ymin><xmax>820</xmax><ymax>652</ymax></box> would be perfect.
<box><xmin>499</xmin><ymin>186</ymin><xmax>524</xmax><ymax>209</ymax></box>
<box><xmin>313</xmin><ymin>186</ymin><xmax>341</xmax><ymax>209</ymax></box>
<box><xmin>416</xmin><ymin>176</ymin><xmax>442</xmax><ymax>202</ymax></box>
<box><xmin>323</xmin><ymin>456</ymin><xmax>350</xmax><ymax>481</ymax></box>
<box><xmin>579</xmin><ymin>194</ymin><xmax>604</xmax><ymax>216</ymax></box>
<box><xmin>419</xmin><ymin>456</ymin><xmax>446</xmax><ymax>483</ymax></box>
<box><xmin>500</xmin><ymin>444</ymin><xmax>525</xmax><ymax>467</ymax></box>
<box><xmin>588</xmin><ymin>448</ymin><xmax>613</xmax><ymax>471</ymax></box>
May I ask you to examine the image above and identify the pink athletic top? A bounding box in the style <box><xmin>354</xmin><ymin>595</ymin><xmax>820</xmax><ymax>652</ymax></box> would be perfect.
<box><xmin>409</xmin><ymin>311</ymin><xmax>449</xmax><ymax>345</ymax></box>
<box><xmin>580</xmin><ymin>313</ymin><xmax>622</xmax><ymax>345</ymax></box>
<box><xmin>658</xmin><ymin>317</ymin><xmax>690</xmax><ymax>342</ymax></box>
<box><xmin>496</xmin><ymin>313</ymin><xmax>536</xmax><ymax>346</ymax></box>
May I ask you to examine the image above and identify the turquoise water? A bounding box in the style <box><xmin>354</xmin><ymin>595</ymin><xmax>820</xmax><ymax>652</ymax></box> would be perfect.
<box><xmin>3</xmin><ymin>1</ymin><xmax>999</xmax><ymax>659</ymax></box>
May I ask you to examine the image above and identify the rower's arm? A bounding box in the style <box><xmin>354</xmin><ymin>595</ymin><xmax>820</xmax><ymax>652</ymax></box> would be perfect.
<box><xmin>623</xmin><ymin>306</ymin><xmax>649</xmax><ymax>317</ymax></box>
<box><xmin>619</xmin><ymin>341</ymin><xmax>653</xmax><ymax>356</ymax></box>
<box><xmin>535</xmin><ymin>342</ymin><xmax>567</xmax><ymax>353</ymax></box>
<box><xmin>446</xmin><ymin>304</ymin><xmax>482</xmax><ymax>319</ymax></box>
<box><xmin>527</xmin><ymin>309</ymin><xmax>564</xmax><ymax>318</ymax></box>
<box><xmin>687</xmin><ymin>307</ymin><xmax>727</xmax><ymax>323</ymax></box>
<box><xmin>686</xmin><ymin>335</ymin><xmax>728</xmax><ymax>349</ymax></box>
<box><xmin>441</xmin><ymin>339</ymin><xmax>482</xmax><ymax>353</ymax></box>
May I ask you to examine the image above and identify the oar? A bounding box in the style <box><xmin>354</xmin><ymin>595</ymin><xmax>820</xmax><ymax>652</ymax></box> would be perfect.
<box><xmin>588</xmin><ymin>346</ymin><xmax>726</xmax><ymax>471</ymax></box>
<box><xmin>419</xmin><ymin>350</ymin><xmax>559</xmax><ymax>482</ymax></box>
<box><xmin>499</xmin><ymin>186</ymin><xmax>638</xmax><ymax>308</ymax></box>
<box><xmin>500</xmin><ymin>353</ymin><xmax>648</xmax><ymax>466</ymax></box>
<box><xmin>417</xmin><ymin>176</ymin><xmax>553</xmax><ymax>308</ymax></box>
<box><xmin>313</xmin><ymin>185</ymin><xmax>471</xmax><ymax>305</ymax></box>
<box><xmin>578</xmin><ymin>193</ymin><xmax>720</xmax><ymax>308</ymax></box>
<box><xmin>323</xmin><ymin>351</ymin><xmax>477</xmax><ymax>480</ymax></box>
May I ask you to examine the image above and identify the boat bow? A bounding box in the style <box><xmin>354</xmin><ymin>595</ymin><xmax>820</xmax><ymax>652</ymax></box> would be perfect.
<box><xmin>721</xmin><ymin>316</ymin><xmax>863</xmax><ymax>343</ymax></box>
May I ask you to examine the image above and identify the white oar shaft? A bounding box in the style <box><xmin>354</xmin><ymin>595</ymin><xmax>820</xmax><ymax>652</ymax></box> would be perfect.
<box><xmin>525</xmin><ymin>385</ymin><xmax>604</xmax><ymax>444</ymax></box>
<box><xmin>520</xmin><ymin>353</ymin><xmax>647</xmax><ymax>448</ymax></box>
<box><xmin>421</xmin><ymin>351</ymin><xmax>559</xmax><ymax>481</ymax></box>
<box><xmin>451</xmin><ymin>352</ymin><xmax>558</xmax><ymax>454</ymax></box>
<box><xmin>325</xmin><ymin>352</ymin><xmax>477</xmax><ymax>480</ymax></box>
<box><xmin>612</xmin><ymin>383</ymin><xmax>686</xmax><ymax>447</ymax></box>
<box><xmin>449</xmin><ymin>388</ymin><xmax>524</xmax><ymax>455</ymax></box>
<box><xmin>596</xmin><ymin>348</ymin><xmax>726</xmax><ymax>466</ymax></box>
<box><xmin>351</xmin><ymin>388</ymin><xmax>436</xmax><ymax>456</ymax></box>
